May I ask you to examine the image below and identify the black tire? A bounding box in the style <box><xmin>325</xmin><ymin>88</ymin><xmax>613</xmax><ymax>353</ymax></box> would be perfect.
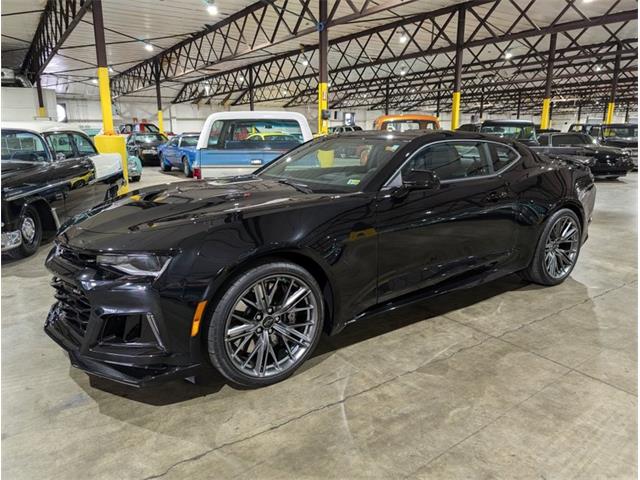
<box><xmin>130</xmin><ymin>175</ymin><xmax>141</xmax><ymax>182</ymax></box>
<box><xmin>160</xmin><ymin>154</ymin><xmax>172</xmax><ymax>171</ymax></box>
<box><xmin>8</xmin><ymin>205</ymin><xmax>42</xmax><ymax>259</ymax></box>
<box><xmin>206</xmin><ymin>261</ymin><xmax>325</xmax><ymax>388</ymax></box>
<box><xmin>182</xmin><ymin>157</ymin><xmax>193</xmax><ymax>178</ymax></box>
<box><xmin>519</xmin><ymin>208</ymin><xmax>582</xmax><ymax>286</ymax></box>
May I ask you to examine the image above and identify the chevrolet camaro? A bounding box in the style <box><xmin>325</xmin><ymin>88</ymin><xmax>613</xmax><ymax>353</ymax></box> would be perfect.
<box><xmin>44</xmin><ymin>131</ymin><xmax>596</xmax><ymax>388</ymax></box>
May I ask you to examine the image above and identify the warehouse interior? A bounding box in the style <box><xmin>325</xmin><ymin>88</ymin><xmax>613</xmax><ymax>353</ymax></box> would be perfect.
<box><xmin>1</xmin><ymin>0</ymin><xmax>638</xmax><ymax>479</ymax></box>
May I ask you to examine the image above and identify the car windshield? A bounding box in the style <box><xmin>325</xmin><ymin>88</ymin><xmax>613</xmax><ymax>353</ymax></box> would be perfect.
<box><xmin>258</xmin><ymin>136</ymin><xmax>408</xmax><ymax>192</ymax></box>
<box><xmin>139</xmin><ymin>124</ymin><xmax>159</xmax><ymax>133</ymax></box>
<box><xmin>602</xmin><ymin>126</ymin><xmax>638</xmax><ymax>138</ymax></box>
<box><xmin>181</xmin><ymin>135</ymin><xmax>199</xmax><ymax>147</ymax></box>
<box><xmin>1</xmin><ymin>130</ymin><xmax>49</xmax><ymax>162</ymax></box>
<box><xmin>481</xmin><ymin>124</ymin><xmax>536</xmax><ymax>140</ymax></box>
<box><xmin>381</xmin><ymin>120</ymin><xmax>436</xmax><ymax>132</ymax></box>
<box><xmin>134</xmin><ymin>133</ymin><xmax>166</xmax><ymax>143</ymax></box>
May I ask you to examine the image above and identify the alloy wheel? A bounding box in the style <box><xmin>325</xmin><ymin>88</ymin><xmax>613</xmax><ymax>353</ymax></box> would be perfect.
<box><xmin>223</xmin><ymin>274</ymin><xmax>319</xmax><ymax>378</ymax></box>
<box><xmin>544</xmin><ymin>215</ymin><xmax>579</xmax><ymax>279</ymax></box>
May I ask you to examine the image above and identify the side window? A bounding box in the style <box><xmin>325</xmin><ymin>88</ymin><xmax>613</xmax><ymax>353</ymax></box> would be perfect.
<box><xmin>538</xmin><ymin>135</ymin><xmax>549</xmax><ymax>146</ymax></box>
<box><xmin>207</xmin><ymin>120</ymin><xmax>224</xmax><ymax>148</ymax></box>
<box><xmin>71</xmin><ymin>133</ymin><xmax>97</xmax><ymax>155</ymax></box>
<box><xmin>46</xmin><ymin>133</ymin><xmax>75</xmax><ymax>159</ymax></box>
<box><xmin>489</xmin><ymin>143</ymin><xmax>519</xmax><ymax>171</ymax></box>
<box><xmin>399</xmin><ymin>141</ymin><xmax>491</xmax><ymax>182</ymax></box>
<box><xmin>171</xmin><ymin>137</ymin><xmax>179</xmax><ymax>146</ymax></box>
<box><xmin>1</xmin><ymin>131</ymin><xmax>48</xmax><ymax>162</ymax></box>
<box><xmin>553</xmin><ymin>134</ymin><xmax>584</xmax><ymax>146</ymax></box>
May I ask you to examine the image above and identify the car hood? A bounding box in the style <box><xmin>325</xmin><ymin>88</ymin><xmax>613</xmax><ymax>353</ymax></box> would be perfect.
<box><xmin>580</xmin><ymin>144</ymin><xmax>625</xmax><ymax>156</ymax></box>
<box><xmin>60</xmin><ymin>176</ymin><xmax>333</xmax><ymax>247</ymax></box>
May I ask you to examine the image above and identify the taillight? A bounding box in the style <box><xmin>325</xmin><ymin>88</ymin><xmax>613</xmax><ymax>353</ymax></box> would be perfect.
<box><xmin>193</xmin><ymin>167</ymin><xmax>202</xmax><ymax>179</ymax></box>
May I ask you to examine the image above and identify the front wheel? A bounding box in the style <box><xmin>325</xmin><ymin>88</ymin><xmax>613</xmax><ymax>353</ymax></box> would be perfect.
<box><xmin>8</xmin><ymin>205</ymin><xmax>42</xmax><ymax>259</ymax></box>
<box><xmin>206</xmin><ymin>261</ymin><xmax>324</xmax><ymax>388</ymax></box>
<box><xmin>520</xmin><ymin>208</ymin><xmax>581</xmax><ymax>286</ymax></box>
<box><xmin>160</xmin><ymin>154</ymin><xmax>171</xmax><ymax>171</ymax></box>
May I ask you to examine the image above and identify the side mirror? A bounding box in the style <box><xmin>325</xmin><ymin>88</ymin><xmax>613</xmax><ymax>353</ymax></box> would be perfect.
<box><xmin>402</xmin><ymin>169</ymin><xmax>440</xmax><ymax>190</ymax></box>
<box><xmin>55</xmin><ymin>152</ymin><xmax>66</xmax><ymax>162</ymax></box>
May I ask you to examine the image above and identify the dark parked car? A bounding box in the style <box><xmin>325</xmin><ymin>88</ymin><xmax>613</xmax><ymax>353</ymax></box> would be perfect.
<box><xmin>126</xmin><ymin>132</ymin><xmax>168</xmax><ymax>166</ymax></box>
<box><xmin>535</xmin><ymin>132</ymin><xmax>634</xmax><ymax>179</ymax></box>
<box><xmin>1</xmin><ymin>124</ymin><xmax>121</xmax><ymax>258</ymax></box>
<box><xmin>44</xmin><ymin>131</ymin><xmax>596</xmax><ymax>388</ymax></box>
<box><xmin>568</xmin><ymin>123</ymin><xmax>638</xmax><ymax>168</ymax></box>
<box><xmin>480</xmin><ymin>120</ymin><xmax>539</xmax><ymax>146</ymax></box>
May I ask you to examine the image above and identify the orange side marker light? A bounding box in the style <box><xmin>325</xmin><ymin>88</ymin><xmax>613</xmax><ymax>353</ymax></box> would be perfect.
<box><xmin>191</xmin><ymin>301</ymin><xmax>208</xmax><ymax>337</ymax></box>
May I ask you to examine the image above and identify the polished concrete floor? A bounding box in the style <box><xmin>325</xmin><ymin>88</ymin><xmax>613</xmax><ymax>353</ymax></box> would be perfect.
<box><xmin>2</xmin><ymin>168</ymin><xmax>637</xmax><ymax>479</ymax></box>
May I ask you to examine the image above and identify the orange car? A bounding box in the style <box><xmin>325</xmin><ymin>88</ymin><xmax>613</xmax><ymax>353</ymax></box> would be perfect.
<box><xmin>373</xmin><ymin>114</ymin><xmax>440</xmax><ymax>132</ymax></box>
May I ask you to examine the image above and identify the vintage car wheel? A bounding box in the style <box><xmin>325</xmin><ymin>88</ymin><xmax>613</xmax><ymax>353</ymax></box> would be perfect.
<box><xmin>520</xmin><ymin>208</ymin><xmax>581</xmax><ymax>286</ymax></box>
<box><xmin>206</xmin><ymin>261</ymin><xmax>324</xmax><ymax>388</ymax></box>
<box><xmin>9</xmin><ymin>205</ymin><xmax>42</xmax><ymax>259</ymax></box>
<box><xmin>182</xmin><ymin>157</ymin><xmax>193</xmax><ymax>178</ymax></box>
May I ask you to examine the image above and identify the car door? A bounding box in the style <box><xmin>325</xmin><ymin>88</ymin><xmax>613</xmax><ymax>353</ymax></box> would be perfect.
<box><xmin>166</xmin><ymin>136</ymin><xmax>179</xmax><ymax>165</ymax></box>
<box><xmin>45</xmin><ymin>132</ymin><xmax>99</xmax><ymax>221</ymax></box>
<box><xmin>375</xmin><ymin>139</ymin><xmax>521</xmax><ymax>302</ymax></box>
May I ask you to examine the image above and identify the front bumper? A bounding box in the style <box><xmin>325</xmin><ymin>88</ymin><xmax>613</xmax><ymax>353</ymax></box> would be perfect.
<box><xmin>591</xmin><ymin>160</ymin><xmax>634</xmax><ymax>176</ymax></box>
<box><xmin>1</xmin><ymin>229</ymin><xmax>21</xmax><ymax>252</ymax></box>
<box><xmin>44</xmin><ymin>245</ymin><xmax>203</xmax><ymax>387</ymax></box>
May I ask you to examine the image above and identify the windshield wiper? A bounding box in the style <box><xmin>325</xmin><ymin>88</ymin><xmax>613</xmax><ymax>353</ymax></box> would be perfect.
<box><xmin>277</xmin><ymin>178</ymin><xmax>313</xmax><ymax>194</ymax></box>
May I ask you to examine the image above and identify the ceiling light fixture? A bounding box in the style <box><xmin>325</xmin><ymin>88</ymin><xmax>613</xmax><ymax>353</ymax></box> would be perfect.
<box><xmin>302</xmin><ymin>59</ymin><xmax>309</xmax><ymax>66</ymax></box>
<box><xmin>206</xmin><ymin>2</ymin><xmax>219</xmax><ymax>15</ymax></box>
<box><xmin>504</xmin><ymin>51</ymin><xmax>513</xmax><ymax>59</ymax></box>
<box><xmin>92</xmin><ymin>78</ymin><xmax>98</xmax><ymax>84</ymax></box>
<box><xmin>400</xmin><ymin>69</ymin><xmax>407</xmax><ymax>76</ymax></box>
<box><xmin>399</xmin><ymin>34</ymin><xmax>408</xmax><ymax>44</ymax></box>
<box><xmin>595</xmin><ymin>65</ymin><xmax>602</xmax><ymax>72</ymax></box>
<box><xmin>144</xmin><ymin>43</ymin><xmax>154</xmax><ymax>52</ymax></box>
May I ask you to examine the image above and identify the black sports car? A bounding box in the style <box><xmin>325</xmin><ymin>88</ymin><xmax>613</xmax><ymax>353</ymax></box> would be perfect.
<box><xmin>535</xmin><ymin>132</ymin><xmax>634</xmax><ymax>179</ymax></box>
<box><xmin>44</xmin><ymin>131</ymin><xmax>596</xmax><ymax>388</ymax></box>
<box><xmin>126</xmin><ymin>132</ymin><xmax>168</xmax><ymax>166</ymax></box>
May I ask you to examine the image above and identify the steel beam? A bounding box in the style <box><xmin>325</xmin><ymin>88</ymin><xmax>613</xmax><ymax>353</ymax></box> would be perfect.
<box><xmin>111</xmin><ymin>0</ymin><xmax>425</xmax><ymax>98</ymax></box>
<box><xmin>21</xmin><ymin>0</ymin><xmax>93</xmax><ymax>82</ymax></box>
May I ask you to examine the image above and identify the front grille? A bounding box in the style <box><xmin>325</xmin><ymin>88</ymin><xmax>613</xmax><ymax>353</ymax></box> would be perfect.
<box><xmin>51</xmin><ymin>277</ymin><xmax>92</xmax><ymax>336</ymax></box>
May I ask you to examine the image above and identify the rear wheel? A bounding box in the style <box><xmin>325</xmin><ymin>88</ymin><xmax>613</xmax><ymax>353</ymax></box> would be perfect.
<box><xmin>206</xmin><ymin>261</ymin><xmax>324</xmax><ymax>388</ymax></box>
<box><xmin>130</xmin><ymin>175</ymin><xmax>141</xmax><ymax>182</ymax></box>
<box><xmin>8</xmin><ymin>205</ymin><xmax>42</xmax><ymax>259</ymax></box>
<box><xmin>182</xmin><ymin>157</ymin><xmax>192</xmax><ymax>177</ymax></box>
<box><xmin>520</xmin><ymin>208</ymin><xmax>581</xmax><ymax>286</ymax></box>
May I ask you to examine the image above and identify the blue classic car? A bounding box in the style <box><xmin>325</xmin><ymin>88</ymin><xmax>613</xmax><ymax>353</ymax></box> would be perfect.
<box><xmin>158</xmin><ymin>132</ymin><xmax>200</xmax><ymax>177</ymax></box>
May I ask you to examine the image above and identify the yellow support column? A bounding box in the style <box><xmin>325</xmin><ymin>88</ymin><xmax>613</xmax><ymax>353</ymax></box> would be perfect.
<box><xmin>157</xmin><ymin>110</ymin><xmax>164</xmax><ymax>134</ymax></box>
<box><xmin>92</xmin><ymin>0</ymin><xmax>129</xmax><ymax>195</ymax></box>
<box><xmin>451</xmin><ymin>91</ymin><xmax>461</xmax><ymax>130</ymax></box>
<box><xmin>38</xmin><ymin>107</ymin><xmax>47</xmax><ymax>118</ymax></box>
<box><xmin>605</xmin><ymin>102</ymin><xmax>615</xmax><ymax>124</ymax></box>
<box><xmin>36</xmin><ymin>79</ymin><xmax>47</xmax><ymax>118</ymax></box>
<box><xmin>318</xmin><ymin>82</ymin><xmax>328</xmax><ymax>135</ymax></box>
<box><xmin>540</xmin><ymin>98</ymin><xmax>551</xmax><ymax>130</ymax></box>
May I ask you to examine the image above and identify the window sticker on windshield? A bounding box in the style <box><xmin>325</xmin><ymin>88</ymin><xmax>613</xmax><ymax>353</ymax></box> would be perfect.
<box><xmin>347</xmin><ymin>178</ymin><xmax>361</xmax><ymax>185</ymax></box>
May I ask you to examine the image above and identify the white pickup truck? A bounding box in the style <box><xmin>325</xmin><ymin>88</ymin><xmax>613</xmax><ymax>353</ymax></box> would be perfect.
<box><xmin>193</xmin><ymin>111</ymin><xmax>313</xmax><ymax>179</ymax></box>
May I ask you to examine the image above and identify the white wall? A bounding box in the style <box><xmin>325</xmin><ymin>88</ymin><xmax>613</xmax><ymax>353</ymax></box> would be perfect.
<box><xmin>1</xmin><ymin>86</ymin><xmax>57</xmax><ymax>121</ymax></box>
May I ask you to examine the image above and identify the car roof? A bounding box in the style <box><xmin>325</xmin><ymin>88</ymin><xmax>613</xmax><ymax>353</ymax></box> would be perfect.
<box><xmin>1</xmin><ymin>121</ymin><xmax>85</xmax><ymax>134</ymax></box>
<box><xmin>326</xmin><ymin>129</ymin><xmax>517</xmax><ymax>146</ymax></box>
<box><xmin>482</xmin><ymin>119</ymin><xmax>534</xmax><ymax>125</ymax></box>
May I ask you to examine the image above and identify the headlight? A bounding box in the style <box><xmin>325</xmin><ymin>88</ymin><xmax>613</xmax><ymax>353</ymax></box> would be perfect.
<box><xmin>97</xmin><ymin>254</ymin><xmax>171</xmax><ymax>277</ymax></box>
